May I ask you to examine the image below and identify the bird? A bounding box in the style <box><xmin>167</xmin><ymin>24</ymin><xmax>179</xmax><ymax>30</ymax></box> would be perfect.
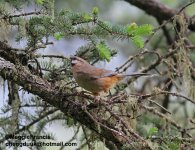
<box><xmin>70</xmin><ymin>56</ymin><xmax>149</xmax><ymax>96</ymax></box>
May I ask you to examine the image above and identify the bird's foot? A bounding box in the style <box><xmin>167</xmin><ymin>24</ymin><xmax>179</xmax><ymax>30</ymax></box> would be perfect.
<box><xmin>94</xmin><ymin>95</ymin><xmax>101</xmax><ymax>104</ymax></box>
<box><xmin>77</xmin><ymin>90</ymin><xmax>92</xmax><ymax>96</ymax></box>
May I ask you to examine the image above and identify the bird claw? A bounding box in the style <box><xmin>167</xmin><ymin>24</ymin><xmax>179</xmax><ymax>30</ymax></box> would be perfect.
<box><xmin>77</xmin><ymin>90</ymin><xmax>92</xmax><ymax>96</ymax></box>
<box><xmin>94</xmin><ymin>96</ymin><xmax>101</xmax><ymax>104</ymax></box>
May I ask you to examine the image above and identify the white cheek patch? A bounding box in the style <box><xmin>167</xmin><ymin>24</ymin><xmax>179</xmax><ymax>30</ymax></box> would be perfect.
<box><xmin>71</xmin><ymin>60</ymin><xmax>78</xmax><ymax>65</ymax></box>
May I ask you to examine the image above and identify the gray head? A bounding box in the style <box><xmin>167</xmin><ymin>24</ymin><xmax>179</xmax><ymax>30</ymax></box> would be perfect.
<box><xmin>70</xmin><ymin>56</ymin><xmax>89</xmax><ymax>67</ymax></box>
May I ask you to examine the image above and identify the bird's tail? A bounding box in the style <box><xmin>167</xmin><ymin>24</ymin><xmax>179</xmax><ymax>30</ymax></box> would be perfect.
<box><xmin>119</xmin><ymin>73</ymin><xmax>151</xmax><ymax>78</ymax></box>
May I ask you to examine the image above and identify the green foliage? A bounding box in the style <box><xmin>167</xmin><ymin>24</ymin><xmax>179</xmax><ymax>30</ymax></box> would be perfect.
<box><xmin>83</xmin><ymin>13</ymin><xmax>92</xmax><ymax>22</ymax></box>
<box><xmin>26</xmin><ymin>16</ymin><xmax>53</xmax><ymax>47</ymax></box>
<box><xmin>66</xmin><ymin>117</ymin><xmax>75</xmax><ymax>127</ymax></box>
<box><xmin>167</xmin><ymin>141</ymin><xmax>180</xmax><ymax>150</ymax></box>
<box><xmin>97</xmin><ymin>41</ymin><xmax>111</xmax><ymax>62</ymax></box>
<box><xmin>126</xmin><ymin>22</ymin><xmax>138</xmax><ymax>34</ymax></box>
<box><xmin>147</xmin><ymin>127</ymin><xmax>158</xmax><ymax>138</ymax></box>
<box><xmin>35</xmin><ymin>0</ymin><xmax>45</xmax><ymax>5</ymax></box>
<box><xmin>8</xmin><ymin>6</ymin><xmax>153</xmax><ymax>50</ymax></box>
<box><xmin>131</xmin><ymin>35</ymin><xmax>144</xmax><ymax>48</ymax></box>
<box><xmin>94</xmin><ymin>21</ymin><xmax>153</xmax><ymax>48</ymax></box>
<box><xmin>92</xmin><ymin>7</ymin><xmax>99</xmax><ymax>16</ymax></box>
<box><xmin>54</xmin><ymin>32</ymin><xmax>63</xmax><ymax>40</ymax></box>
<box><xmin>134</xmin><ymin>24</ymin><xmax>153</xmax><ymax>36</ymax></box>
<box><xmin>126</xmin><ymin>23</ymin><xmax>153</xmax><ymax>36</ymax></box>
<box><xmin>96</xmin><ymin>21</ymin><xmax>127</xmax><ymax>38</ymax></box>
<box><xmin>126</xmin><ymin>23</ymin><xmax>153</xmax><ymax>48</ymax></box>
<box><xmin>158</xmin><ymin>138</ymin><xmax>181</xmax><ymax>150</ymax></box>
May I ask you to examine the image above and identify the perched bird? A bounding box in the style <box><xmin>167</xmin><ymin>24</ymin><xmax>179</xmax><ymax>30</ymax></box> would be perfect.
<box><xmin>70</xmin><ymin>56</ymin><xmax>149</xmax><ymax>96</ymax></box>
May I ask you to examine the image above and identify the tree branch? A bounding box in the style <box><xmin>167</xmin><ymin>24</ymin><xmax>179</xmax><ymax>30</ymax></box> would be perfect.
<box><xmin>124</xmin><ymin>0</ymin><xmax>195</xmax><ymax>32</ymax></box>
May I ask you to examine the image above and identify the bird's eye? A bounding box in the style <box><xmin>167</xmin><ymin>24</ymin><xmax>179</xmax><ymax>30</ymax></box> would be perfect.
<box><xmin>70</xmin><ymin>56</ymin><xmax>76</xmax><ymax>60</ymax></box>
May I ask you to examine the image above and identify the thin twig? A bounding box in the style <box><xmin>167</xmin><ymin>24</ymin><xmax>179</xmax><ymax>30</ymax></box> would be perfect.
<box><xmin>103</xmin><ymin>103</ymin><xmax>152</xmax><ymax>149</ymax></box>
<box><xmin>147</xmin><ymin>99</ymin><xmax>171</xmax><ymax>114</ymax></box>
<box><xmin>38</xmin><ymin>55</ymin><xmax>69</xmax><ymax>60</ymax></box>
<box><xmin>83</xmin><ymin>107</ymin><xmax>133</xmax><ymax>145</ymax></box>
<box><xmin>133</xmin><ymin>90</ymin><xmax>195</xmax><ymax>105</ymax></box>
<box><xmin>1</xmin><ymin>11</ymin><xmax>42</xmax><ymax>20</ymax></box>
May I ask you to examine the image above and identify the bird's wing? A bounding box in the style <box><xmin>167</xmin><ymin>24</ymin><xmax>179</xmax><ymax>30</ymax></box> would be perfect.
<box><xmin>90</xmin><ymin>68</ymin><xmax>117</xmax><ymax>79</ymax></box>
<box><xmin>75</xmin><ymin>64</ymin><xmax>117</xmax><ymax>79</ymax></box>
<box><xmin>99</xmin><ymin>71</ymin><xmax>118</xmax><ymax>78</ymax></box>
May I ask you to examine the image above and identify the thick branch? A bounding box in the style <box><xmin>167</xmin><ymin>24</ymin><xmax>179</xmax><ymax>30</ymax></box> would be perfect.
<box><xmin>0</xmin><ymin>41</ymin><xmax>28</xmax><ymax>65</ymax></box>
<box><xmin>124</xmin><ymin>0</ymin><xmax>195</xmax><ymax>31</ymax></box>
